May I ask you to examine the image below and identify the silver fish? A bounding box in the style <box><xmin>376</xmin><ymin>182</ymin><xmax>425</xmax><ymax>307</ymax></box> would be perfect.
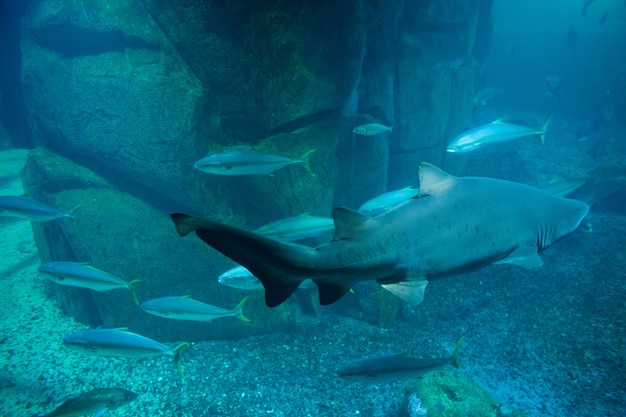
<box><xmin>171</xmin><ymin>163</ymin><xmax>589</xmax><ymax>308</ymax></box>
<box><xmin>0</xmin><ymin>195</ymin><xmax>73</xmax><ymax>222</ymax></box>
<box><xmin>140</xmin><ymin>296</ymin><xmax>250</xmax><ymax>322</ymax></box>
<box><xmin>446</xmin><ymin>117</ymin><xmax>551</xmax><ymax>153</ymax></box>
<box><xmin>254</xmin><ymin>213</ymin><xmax>334</xmax><ymax>242</ymax></box>
<box><xmin>38</xmin><ymin>262</ymin><xmax>140</xmax><ymax>304</ymax></box>
<box><xmin>40</xmin><ymin>388</ymin><xmax>138</xmax><ymax>417</ymax></box>
<box><xmin>352</xmin><ymin>124</ymin><xmax>392</xmax><ymax>136</ymax></box>
<box><xmin>338</xmin><ymin>337</ymin><xmax>464</xmax><ymax>383</ymax></box>
<box><xmin>472</xmin><ymin>87</ymin><xmax>504</xmax><ymax>107</ymax></box>
<box><xmin>218</xmin><ymin>265</ymin><xmax>265</xmax><ymax>291</ymax></box>
<box><xmin>358</xmin><ymin>186</ymin><xmax>420</xmax><ymax>216</ymax></box>
<box><xmin>218</xmin><ymin>264</ymin><xmax>315</xmax><ymax>292</ymax></box>
<box><xmin>63</xmin><ymin>328</ymin><xmax>188</xmax><ymax>377</ymax></box>
<box><xmin>194</xmin><ymin>149</ymin><xmax>316</xmax><ymax>176</ymax></box>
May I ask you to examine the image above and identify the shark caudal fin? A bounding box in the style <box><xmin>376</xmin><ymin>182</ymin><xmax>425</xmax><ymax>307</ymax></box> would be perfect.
<box><xmin>170</xmin><ymin>214</ymin><xmax>316</xmax><ymax>307</ymax></box>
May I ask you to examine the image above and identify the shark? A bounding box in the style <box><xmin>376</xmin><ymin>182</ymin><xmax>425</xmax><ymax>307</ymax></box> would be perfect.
<box><xmin>171</xmin><ymin>163</ymin><xmax>589</xmax><ymax>308</ymax></box>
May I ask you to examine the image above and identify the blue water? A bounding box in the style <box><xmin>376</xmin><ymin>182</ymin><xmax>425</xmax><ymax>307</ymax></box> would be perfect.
<box><xmin>1</xmin><ymin>1</ymin><xmax>625</xmax><ymax>417</ymax></box>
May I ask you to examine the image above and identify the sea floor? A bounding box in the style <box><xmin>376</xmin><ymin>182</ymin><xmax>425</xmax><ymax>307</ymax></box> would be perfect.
<box><xmin>1</xmin><ymin>110</ymin><xmax>625</xmax><ymax>417</ymax></box>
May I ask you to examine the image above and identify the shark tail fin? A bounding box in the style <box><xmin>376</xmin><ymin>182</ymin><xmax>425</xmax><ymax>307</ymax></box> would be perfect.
<box><xmin>300</xmin><ymin>149</ymin><xmax>317</xmax><ymax>177</ymax></box>
<box><xmin>68</xmin><ymin>204</ymin><xmax>82</xmax><ymax>219</ymax></box>
<box><xmin>173</xmin><ymin>342</ymin><xmax>190</xmax><ymax>379</ymax></box>
<box><xmin>539</xmin><ymin>115</ymin><xmax>552</xmax><ymax>144</ymax></box>
<box><xmin>233</xmin><ymin>296</ymin><xmax>251</xmax><ymax>322</ymax></box>
<box><xmin>170</xmin><ymin>214</ymin><xmax>316</xmax><ymax>308</ymax></box>
<box><xmin>450</xmin><ymin>336</ymin><xmax>465</xmax><ymax>368</ymax></box>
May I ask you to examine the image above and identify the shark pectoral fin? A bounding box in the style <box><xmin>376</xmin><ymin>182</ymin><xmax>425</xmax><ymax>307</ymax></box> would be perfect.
<box><xmin>313</xmin><ymin>280</ymin><xmax>353</xmax><ymax>305</ymax></box>
<box><xmin>495</xmin><ymin>246</ymin><xmax>543</xmax><ymax>269</ymax></box>
<box><xmin>380</xmin><ymin>280</ymin><xmax>428</xmax><ymax>305</ymax></box>
<box><xmin>94</xmin><ymin>409</ymin><xmax>108</xmax><ymax>417</ymax></box>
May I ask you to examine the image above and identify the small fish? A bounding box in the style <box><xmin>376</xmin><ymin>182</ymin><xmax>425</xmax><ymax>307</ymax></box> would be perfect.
<box><xmin>38</xmin><ymin>262</ymin><xmax>140</xmax><ymax>304</ymax></box>
<box><xmin>218</xmin><ymin>265</ymin><xmax>316</xmax><ymax>292</ymax></box>
<box><xmin>63</xmin><ymin>328</ymin><xmax>189</xmax><ymax>377</ymax></box>
<box><xmin>358</xmin><ymin>186</ymin><xmax>420</xmax><ymax>216</ymax></box>
<box><xmin>581</xmin><ymin>0</ymin><xmax>595</xmax><ymax>16</ymax></box>
<box><xmin>194</xmin><ymin>149</ymin><xmax>316</xmax><ymax>176</ymax></box>
<box><xmin>218</xmin><ymin>265</ymin><xmax>265</xmax><ymax>291</ymax></box>
<box><xmin>599</xmin><ymin>10</ymin><xmax>608</xmax><ymax>24</ymax></box>
<box><xmin>40</xmin><ymin>388</ymin><xmax>138</xmax><ymax>417</ymax></box>
<box><xmin>566</xmin><ymin>26</ymin><xmax>578</xmax><ymax>47</ymax></box>
<box><xmin>446</xmin><ymin>116</ymin><xmax>551</xmax><ymax>153</ymax></box>
<box><xmin>0</xmin><ymin>195</ymin><xmax>73</xmax><ymax>222</ymax></box>
<box><xmin>254</xmin><ymin>213</ymin><xmax>334</xmax><ymax>242</ymax></box>
<box><xmin>472</xmin><ymin>87</ymin><xmax>504</xmax><ymax>107</ymax></box>
<box><xmin>352</xmin><ymin>124</ymin><xmax>392</xmax><ymax>136</ymax></box>
<box><xmin>337</xmin><ymin>337</ymin><xmax>464</xmax><ymax>383</ymax></box>
<box><xmin>140</xmin><ymin>296</ymin><xmax>250</xmax><ymax>322</ymax></box>
<box><xmin>545</xmin><ymin>76</ymin><xmax>563</xmax><ymax>102</ymax></box>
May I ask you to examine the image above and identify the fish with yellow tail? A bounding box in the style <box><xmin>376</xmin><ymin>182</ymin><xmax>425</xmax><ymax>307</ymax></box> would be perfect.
<box><xmin>447</xmin><ymin>116</ymin><xmax>551</xmax><ymax>153</ymax></box>
<box><xmin>194</xmin><ymin>149</ymin><xmax>316</xmax><ymax>176</ymax></box>
<box><xmin>63</xmin><ymin>328</ymin><xmax>189</xmax><ymax>378</ymax></box>
<box><xmin>140</xmin><ymin>296</ymin><xmax>250</xmax><ymax>322</ymax></box>
<box><xmin>38</xmin><ymin>262</ymin><xmax>140</xmax><ymax>305</ymax></box>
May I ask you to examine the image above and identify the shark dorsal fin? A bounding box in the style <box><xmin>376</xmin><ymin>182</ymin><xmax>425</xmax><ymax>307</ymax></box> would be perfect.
<box><xmin>419</xmin><ymin>163</ymin><xmax>454</xmax><ymax>196</ymax></box>
<box><xmin>332</xmin><ymin>207</ymin><xmax>372</xmax><ymax>240</ymax></box>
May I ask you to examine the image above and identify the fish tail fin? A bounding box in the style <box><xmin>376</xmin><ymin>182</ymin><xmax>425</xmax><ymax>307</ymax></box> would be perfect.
<box><xmin>170</xmin><ymin>214</ymin><xmax>316</xmax><ymax>308</ymax></box>
<box><xmin>173</xmin><ymin>342</ymin><xmax>190</xmax><ymax>379</ymax></box>
<box><xmin>68</xmin><ymin>204</ymin><xmax>82</xmax><ymax>217</ymax></box>
<box><xmin>128</xmin><ymin>280</ymin><xmax>141</xmax><ymax>305</ymax></box>
<box><xmin>300</xmin><ymin>149</ymin><xmax>317</xmax><ymax>177</ymax></box>
<box><xmin>233</xmin><ymin>296</ymin><xmax>251</xmax><ymax>322</ymax></box>
<box><xmin>450</xmin><ymin>336</ymin><xmax>465</xmax><ymax>368</ymax></box>
<box><xmin>539</xmin><ymin>115</ymin><xmax>552</xmax><ymax>144</ymax></box>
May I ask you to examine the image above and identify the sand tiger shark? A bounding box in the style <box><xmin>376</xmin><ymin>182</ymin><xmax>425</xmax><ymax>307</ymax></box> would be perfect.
<box><xmin>171</xmin><ymin>163</ymin><xmax>589</xmax><ymax>307</ymax></box>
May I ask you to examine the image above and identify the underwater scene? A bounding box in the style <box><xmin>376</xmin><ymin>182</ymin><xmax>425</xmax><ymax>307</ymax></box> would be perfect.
<box><xmin>0</xmin><ymin>0</ymin><xmax>625</xmax><ymax>416</ymax></box>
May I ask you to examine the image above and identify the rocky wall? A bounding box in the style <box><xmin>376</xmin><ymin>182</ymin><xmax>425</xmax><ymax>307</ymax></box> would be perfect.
<box><xmin>18</xmin><ymin>0</ymin><xmax>491</xmax><ymax>336</ymax></box>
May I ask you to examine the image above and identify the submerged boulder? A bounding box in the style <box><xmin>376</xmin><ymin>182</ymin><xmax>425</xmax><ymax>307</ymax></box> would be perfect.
<box><xmin>402</xmin><ymin>372</ymin><xmax>527</xmax><ymax>417</ymax></box>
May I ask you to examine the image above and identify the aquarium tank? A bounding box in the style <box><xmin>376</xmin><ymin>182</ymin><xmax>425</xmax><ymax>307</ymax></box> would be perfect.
<box><xmin>0</xmin><ymin>0</ymin><xmax>624</xmax><ymax>416</ymax></box>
